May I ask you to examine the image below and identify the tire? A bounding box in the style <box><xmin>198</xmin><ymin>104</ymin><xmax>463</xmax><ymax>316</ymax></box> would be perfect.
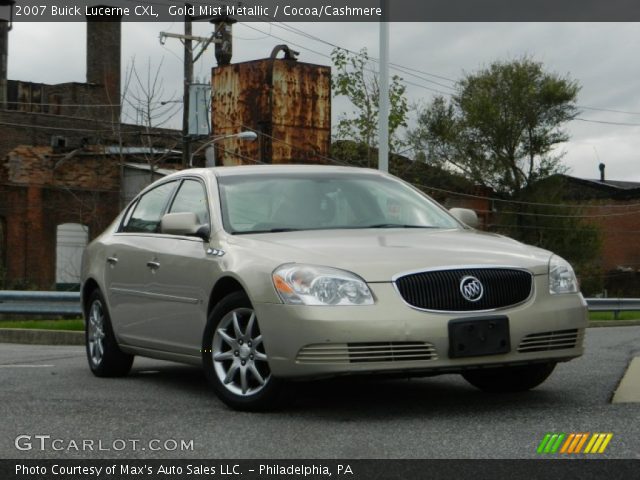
<box><xmin>85</xmin><ymin>289</ymin><xmax>134</xmax><ymax>377</ymax></box>
<box><xmin>462</xmin><ymin>362</ymin><xmax>557</xmax><ymax>393</ymax></box>
<box><xmin>202</xmin><ymin>291</ymin><xmax>282</xmax><ymax>411</ymax></box>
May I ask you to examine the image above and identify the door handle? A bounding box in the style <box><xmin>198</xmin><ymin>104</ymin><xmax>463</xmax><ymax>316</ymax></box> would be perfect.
<box><xmin>146</xmin><ymin>260</ymin><xmax>161</xmax><ymax>269</ymax></box>
<box><xmin>107</xmin><ymin>256</ymin><xmax>118</xmax><ymax>265</ymax></box>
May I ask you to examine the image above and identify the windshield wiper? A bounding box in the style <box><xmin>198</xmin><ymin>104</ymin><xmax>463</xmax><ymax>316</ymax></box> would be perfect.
<box><xmin>359</xmin><ymin>224</ymin><xmax>438</xmax><ymax>229</ymax></box>
<box><xmin>234</xmin><ymin>228</ymin><xmax>303</xmax><ymax>235</ymax></box>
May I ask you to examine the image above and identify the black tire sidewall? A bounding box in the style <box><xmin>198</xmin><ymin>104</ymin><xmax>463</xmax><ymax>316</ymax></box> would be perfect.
<box><xmin>85</xmin><ymin>289</ymin><xmax>133</xmax><ymax>377</ymax></box>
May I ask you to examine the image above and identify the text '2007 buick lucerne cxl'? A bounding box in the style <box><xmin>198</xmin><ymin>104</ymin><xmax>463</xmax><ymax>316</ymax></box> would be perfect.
<box><xmin>81</xmin><ymin>165</ymin><xmax>587</xmax><ymax>410</ymax></box>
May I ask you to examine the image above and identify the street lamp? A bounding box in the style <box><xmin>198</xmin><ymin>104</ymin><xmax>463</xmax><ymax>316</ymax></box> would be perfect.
<box><xmin>0</xmin><ymin>0</ymin><xmax>15</xmax><ymax>30</ymax></box>
<box><xmin>189</xmin><ymin>130</ymin><xmax>258</xmax><ymax>168</ymax></box>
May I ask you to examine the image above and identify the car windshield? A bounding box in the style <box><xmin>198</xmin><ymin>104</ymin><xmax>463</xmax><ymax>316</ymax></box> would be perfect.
<box><xmin>217</xmin><ymin>172</ymin><xmax>462</xmax><ymax>234</ymax></box>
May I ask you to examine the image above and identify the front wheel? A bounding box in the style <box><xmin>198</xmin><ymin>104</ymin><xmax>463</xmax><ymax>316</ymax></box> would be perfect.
<box><xmin>202</xmin><ymin>292</ymin><xmax>282</xmax><ymax>411</ymax></box>
<box><xmin>462</xmin><ymin>362</ymin><xmax>557</xmax><ymax>393</ymax></box>
<box><xmin>85</xmin><ymin>290</ymin><xmax>133</xmax><ymax>377</ymax></box>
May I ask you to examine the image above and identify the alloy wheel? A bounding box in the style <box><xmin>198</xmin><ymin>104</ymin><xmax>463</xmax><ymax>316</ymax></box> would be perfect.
<box><xmin>212</xmin><ymin>308</ymin><xmax>271</xmax><ymax>396</ymax></box>
<box><xmin>87</xmin><ymin>300</ymin><xmax>106</xmax><ymax>367</ymax></box>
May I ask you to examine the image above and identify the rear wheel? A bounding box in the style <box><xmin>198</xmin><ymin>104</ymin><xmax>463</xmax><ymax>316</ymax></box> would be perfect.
<box><xmin>203</xmin><ymin>291</ymin><xmax>282</xmax><ymax>411</ymax></box>
<box><xmin>462</xmin><ymin>362</ymin><xmax>557</xmax><ymax>393</ymax></box>
<box><xmin>85</xmin><ymin>290</ymin><xmax>133</xmax><ymax>377</ymax></box>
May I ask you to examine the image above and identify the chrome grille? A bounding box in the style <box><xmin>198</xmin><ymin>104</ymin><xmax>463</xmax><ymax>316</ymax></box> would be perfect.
<box><xmin>395</xmin><ymin>268</ymin><xmax>533</xmax><ymax>312</ymax></box>
<box><xmin>517</xmin><ymin>329</ymin><xmax>580</xmax><ymax>353</ymax></box>
<box><xmin>296</xmin><ymin>342</ymin><xmax>438</xmax><ymax>364</ymax></box>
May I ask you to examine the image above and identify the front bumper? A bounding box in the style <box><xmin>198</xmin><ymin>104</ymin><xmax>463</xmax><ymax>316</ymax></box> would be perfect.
<box><xmin>254</xmin><ymin>275</ymin><xmax>588</xmax><ymax>378</ymax></box>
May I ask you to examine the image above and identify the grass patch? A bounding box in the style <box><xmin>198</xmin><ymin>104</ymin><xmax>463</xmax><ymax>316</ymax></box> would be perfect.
<box><xmin>0</xmin><ymin>319</ymin><xmax>84</xmax><ymax>331</ymax></box>
<box><xmin>589</xmin><ymin>311</ymin><xmax>640</xmax><ymax>321</ymax></box>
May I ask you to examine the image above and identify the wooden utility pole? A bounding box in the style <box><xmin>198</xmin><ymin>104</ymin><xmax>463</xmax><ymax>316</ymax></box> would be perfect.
<box><xmin>182</xmin><ymin>5</ymin><xmax>193</xmax><ymax>168</ymax></box>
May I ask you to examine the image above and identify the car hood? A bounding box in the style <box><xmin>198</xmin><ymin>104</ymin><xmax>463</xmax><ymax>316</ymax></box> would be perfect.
<box><xmin>227</xmin><ymin>228</ymin><xmax>552</xmax><ymax>282</ymax></box>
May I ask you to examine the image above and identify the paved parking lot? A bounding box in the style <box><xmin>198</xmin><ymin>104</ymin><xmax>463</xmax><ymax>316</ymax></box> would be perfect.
<box><xmin>1</xmin><ymin>326</ymin><xmax>639</xmax><ymax>459</ymax></box>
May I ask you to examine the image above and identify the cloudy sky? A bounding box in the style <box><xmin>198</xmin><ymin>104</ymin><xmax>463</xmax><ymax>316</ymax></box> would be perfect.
<box><xmin>7</xmin><ymin>21</ymin><xmax>640</xmax><ymax>181</ymax></box>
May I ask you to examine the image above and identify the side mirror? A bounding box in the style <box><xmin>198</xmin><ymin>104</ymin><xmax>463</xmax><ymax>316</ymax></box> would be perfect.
<box><xmin>449</xmin><ymin>208</ymin><xmax>479</xmax><ymax>228</ymax></box>
<box><xmin>160</xmin><ymin>212</ymin><xmax>210</xmax><ymax>241</ymax></box>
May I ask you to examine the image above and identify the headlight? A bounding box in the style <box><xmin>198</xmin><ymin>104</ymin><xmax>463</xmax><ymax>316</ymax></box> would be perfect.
<box><xmin>273</xmin><ymin>264</ymin><xmax>374</xmax><ymax>306</ymax></box>
<box><xmin>549</xmin><ymin>255</ymin><xmax>578</xmax><ymax>294</ymax></box>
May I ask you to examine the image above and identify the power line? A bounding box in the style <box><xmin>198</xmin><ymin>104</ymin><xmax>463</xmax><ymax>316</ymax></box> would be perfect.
<box><xmin>474</xmin><ymin>207</ymin><xmax>640</xmax><ymax>219</ymax></box>
<box><xmin>269</xmin><ymin>22</ymin><xmax>458</xmax><ymax>85</ymax></box>
<box><xmin>575</xmin><ymin>117</ymin><xmax>640</xmax><ymax>127</ymax></box>
<box><xmin>241</xmin><ymin>24</ymin><xmax>452</xmax><ymax>96</ymax></box>
<box><xmin>579</xmin><ymin>105</ymin><xmax>640</xmax><ymax>116</ymax></box>
<box><xmin>415</xmin><ymin>183</ymin><xmax>640</xmax><ymax>209</ymax></box>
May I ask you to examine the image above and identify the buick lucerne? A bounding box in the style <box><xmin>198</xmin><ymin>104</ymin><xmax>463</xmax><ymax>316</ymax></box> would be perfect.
<box><xmin>81</xmin><ymin>165</ymin><xmax>587</xmax><ymax>410</ymax></box>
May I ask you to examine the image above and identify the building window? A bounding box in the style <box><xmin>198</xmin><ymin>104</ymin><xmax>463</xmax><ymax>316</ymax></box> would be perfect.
<box><xmin>55</xmin><ymin>223</ymin><xmax>89</xmax><ymax>290</ymax></box>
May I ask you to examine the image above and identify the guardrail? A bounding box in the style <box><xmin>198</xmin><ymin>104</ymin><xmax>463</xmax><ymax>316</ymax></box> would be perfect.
<box><xmin>0</xmin><ymin>292</ymin><xmax>639</xmax><ymax>319</ymax></box>
<box><xmin>584</xmin><ymin>298</ymin><xmax>640</xmax><ymax>319</ymax></box>
<box><xmin>0</xmin><ymin>291</ymin><xmax>82</xmax><ymax>316</ymax></box>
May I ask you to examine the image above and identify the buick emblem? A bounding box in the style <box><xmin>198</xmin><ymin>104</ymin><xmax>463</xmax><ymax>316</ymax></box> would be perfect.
<box><xmin>460</xmin><ymin>276</ymin><xmax>484</xmax><ymax>302</ymax></box>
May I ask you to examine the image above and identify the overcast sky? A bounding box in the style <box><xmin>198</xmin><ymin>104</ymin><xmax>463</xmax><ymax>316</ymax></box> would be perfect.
<box><xmin>7</xmin><ymin>21</ymin><xmax>640</xmax><ymax>181</ymax></box>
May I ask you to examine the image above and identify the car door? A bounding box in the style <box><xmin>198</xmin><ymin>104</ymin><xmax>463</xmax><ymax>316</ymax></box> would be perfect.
<box><xmin>136</xmin><ymin>177</ymin><xmax>215</xmax><ymax>356</ymax></box>
<box><xmin>103</xmin><ymin>180</ymin><xmax>179</xmax><ymax>347</ymax></box>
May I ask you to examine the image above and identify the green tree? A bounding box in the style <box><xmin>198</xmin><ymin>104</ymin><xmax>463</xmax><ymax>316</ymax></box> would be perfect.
<box><xmin>408</xmin><ymin>58</ymin><xmax>603</xmax><ymax>293</ymax></box>
<box><xmin>408</xmin><ymin>57</ymin><xmax>580</xmax><ymax>195</ymax></box>
<box><xmin>331</xmin><ymin>47</ymin><xmax>409</xmax><ymax>166</ymax></box>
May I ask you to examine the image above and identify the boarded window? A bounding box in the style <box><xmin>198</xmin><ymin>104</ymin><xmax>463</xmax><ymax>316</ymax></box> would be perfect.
<box><xmin>56</xmin><ymin>223</ymin><xmax>89</xmax><ymax>289</ymax></box>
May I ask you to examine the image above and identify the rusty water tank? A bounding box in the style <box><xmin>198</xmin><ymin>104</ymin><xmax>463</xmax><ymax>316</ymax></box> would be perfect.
<box><xmin>211</xmin><ymin>47</ymin><xmax>331</xmax><ymax>165</ymax></box>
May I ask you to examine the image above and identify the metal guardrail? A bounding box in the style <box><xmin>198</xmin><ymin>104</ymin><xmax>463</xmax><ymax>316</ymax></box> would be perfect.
<box><xmin>0</xmin><ymin>291</ymin><xmax>639</xmax><ymax>319</ymax></box>
<box><xmin>585</xmin><ymin>298</ymin><xmax>640</xmax><ymax>319</ymax></box>
<box><xmin>0</xmin><ymin>291</ymin><xmax>82</xmax><ymax>316</ymax></box>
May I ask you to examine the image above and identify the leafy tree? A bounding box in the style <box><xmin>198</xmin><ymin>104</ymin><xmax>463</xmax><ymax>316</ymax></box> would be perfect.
<box><xmin>408</xmin><ymin>57</ymin><xmax>580</xmax><ymax>195</ymax></box>
<box><xmin>331</xmin><ymin>47</ymin><xmax>409</xmax><ymax>166</ymax></box>
<box><xmin>408</xmin><ymin>58</ymin><xmax>603</xmax><ymax>293</ymax></box>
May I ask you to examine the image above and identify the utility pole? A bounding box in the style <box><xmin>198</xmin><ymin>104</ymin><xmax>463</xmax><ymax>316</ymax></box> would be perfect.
<box><xmin>160</xmin><ymin>10</ymin><xmax>231</xmax><ymax>168</ymax></box>
<box><xmin>378</xmin><ymin>0</ymin><xmax>389</xmax><ymax>172</ymax></box>
<box><xmin>0</xmin><ymin>20</ymin><xmax>8</xmax><ymax>109</ymax></box>
<box><xmin>182</xmin><ymin>4</ymin><xmax>193</xmax><ymax>168</ymax></box>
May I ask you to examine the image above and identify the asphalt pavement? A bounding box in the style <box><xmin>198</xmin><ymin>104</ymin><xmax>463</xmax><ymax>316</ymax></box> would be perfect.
<box><xmin>1</xmin><ymin>326</ymin><xmax>639</xmax><ymax>459</ymax></box>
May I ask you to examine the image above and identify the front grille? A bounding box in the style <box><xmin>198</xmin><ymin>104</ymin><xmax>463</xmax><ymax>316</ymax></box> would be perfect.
<box><xmin>394</xmin><ymin>268</ymin><xmax>533</xmax><ymax>312</ymax></box>
<box><xmin>517</xmin><ymin>329</ymin><xmax>580</xmax><ymax>353</ymax></box>
<box><xmin>296</xmin><ymin>342</ymin><xmax>438</xmax><ymax>364</ymax></box>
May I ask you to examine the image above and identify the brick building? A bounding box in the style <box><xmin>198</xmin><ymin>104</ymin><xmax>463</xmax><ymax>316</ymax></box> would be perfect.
<box><xmin>0</xmin><ymin>16</ymin><xmax>181</xmax><ymax>290</ymax></box>
<box><xmin>554</xmin><ymin>172</ymin><xmax>640</xmax><ymax>273</ymax></box>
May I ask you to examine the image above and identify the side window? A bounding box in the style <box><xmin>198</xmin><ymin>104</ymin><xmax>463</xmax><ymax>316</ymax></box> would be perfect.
<box><xmin>169</xmin><ymin>179</ymin><xmax>210</xmax><ymax>226</ymax></box>
<box><xmin>122</xmin><ymin>181</ymin><xmax>177</xmax><ymax>233</ymax></box>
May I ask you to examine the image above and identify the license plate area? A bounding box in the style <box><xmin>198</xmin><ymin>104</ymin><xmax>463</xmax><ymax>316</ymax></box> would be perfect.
<box><xmin>448</xmin><ymin>316</ymin><xmax>510</xmax><ymax>358</ymax></box>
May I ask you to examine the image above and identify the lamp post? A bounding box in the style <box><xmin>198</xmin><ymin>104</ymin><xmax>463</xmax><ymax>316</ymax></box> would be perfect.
<box><xmin>190</xmin><ymin>131</ymin><xmax>258</xmax><ymax>168</ymax></box>
<box><xmin>0</xmin><ymin>0</ymin><xmax>15</xmax><ymax>110</ymax></box>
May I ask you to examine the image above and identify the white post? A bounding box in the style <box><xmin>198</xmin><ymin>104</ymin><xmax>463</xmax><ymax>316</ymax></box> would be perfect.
<box><xmin>378</xmin><ymin>2</ymin><xmax>389</xmax><ymax>172</ymax></box>
<box><xmin>205</xmin><ymin>144</ymin><xmax>216</xmax><ymax>167</ymax></box>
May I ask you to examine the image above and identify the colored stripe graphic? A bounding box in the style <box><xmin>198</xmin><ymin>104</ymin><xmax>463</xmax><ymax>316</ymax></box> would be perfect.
<box><xmin>539</xmin><ymin>433</ymin><xmax>613</xmax><ymax>454</ymax></box>
<box><xmin>574</xmin><ymin>433</ymin><xmax>589</xmax><ymax>453</ymax></box>
<box><xmin>536</xmin><ymin>432</ymin><xmax>613</xmax><ymax>454</ymax></box>
<box><xmin>584</xmin><ymin>433</ymin><xmax>614</xmax><ymax>454</ymax></box>
<box><xmin>598</xmin><ymin>433</ymin><xmax>613</xmax><ymax>453</ymax></box>
<box><xmin>537</xmin><ymin>434</ymin><xmax>552</xmax><ymax>454</ymax></box>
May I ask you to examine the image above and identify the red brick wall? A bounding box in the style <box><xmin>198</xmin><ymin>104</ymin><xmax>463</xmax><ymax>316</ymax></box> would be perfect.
<box><xmin>0</xmin><ymin>183</ymin><xmax>120</xmax><ymax>289</ymax></box>
<box><xmin>585</xmin><ymin>201</ymin><xmax>640</xmax><ymax>272</ymax></box>
<box><xmin>6</xmin><ymin>146</ymin><xmax>120</xmax><ymax>191</ymax></box>
<box><xmin>0</xmin><ymin>146</ymin><xmax>122</xmax><ymax>289</ymax></box>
